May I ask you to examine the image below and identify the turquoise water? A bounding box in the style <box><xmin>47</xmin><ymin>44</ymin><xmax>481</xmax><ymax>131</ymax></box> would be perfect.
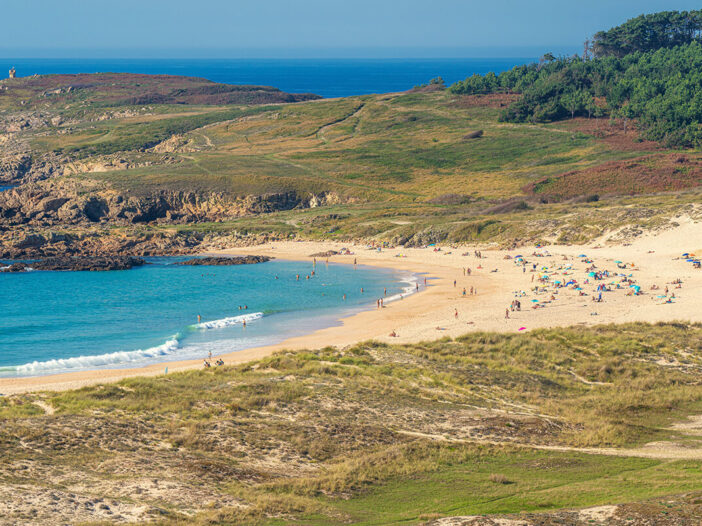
<box><xmin>0</xmin><ymin>258</ymin><xmax>416</xmax><ymax>377</ymax></box>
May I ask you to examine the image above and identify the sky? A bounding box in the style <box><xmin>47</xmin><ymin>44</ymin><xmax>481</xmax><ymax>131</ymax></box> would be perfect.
<box><xmin>1</xmin><ymin>0</ymin><xmax>701</xmax><ymax>58</ymax></box>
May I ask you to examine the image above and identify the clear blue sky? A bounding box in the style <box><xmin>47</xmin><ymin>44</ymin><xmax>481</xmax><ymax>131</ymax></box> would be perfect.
<box><xmin>2</xmin><ymin>0</ymin><xmax>701</xmax><ymax>58</ymax></box>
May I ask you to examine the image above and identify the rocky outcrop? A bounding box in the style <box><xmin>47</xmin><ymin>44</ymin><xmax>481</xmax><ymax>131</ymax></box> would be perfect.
<box><xmin>174</xmin><ymin>255</ymin><xmax>271</xmax><ymax>266</ymax></box>
<box><xmin>1</xmin><ymin>256</ymin><xmax>146</xmax><ymax>272</ymax></box>
<box><xmin>0</xmin><ymin>178</ymin><xmax>343</xmax><ymax>227</ymax></box>
<box><xmin>0</xmin><ymin>228</ymin><xmax>281</xmax><ymax>260</ymax></box>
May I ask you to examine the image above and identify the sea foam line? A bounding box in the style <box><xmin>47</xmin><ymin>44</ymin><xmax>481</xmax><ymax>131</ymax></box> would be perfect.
<box><xmin>383</xmin><ymin>274</ymin><xmax>420</xmax><ymax>303</ymax></box>
<box><xmin>8</xmin><ymin>312</ymin><xmax>264</xmax><ymax>376</ymax></box>
<box><xmin>12</xmin><ymin>337</ymin><xmax>181</xmax><ymax>375</ymax></box>
<box><xmin>195</xmin><ymin>312</ymin><xmax>263</xmax><ymax>329</ymax></box>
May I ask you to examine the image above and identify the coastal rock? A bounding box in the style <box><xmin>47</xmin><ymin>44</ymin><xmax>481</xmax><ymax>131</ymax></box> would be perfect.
<box><xmin>1</xmin><ymin>256</ymin><xmax>147</xmax><ymax>272</ymax></box>
<box><xmin>0</xmin><ymin>177</ymin><xmax>343</xmax><ymax>227</ymax></box>
<box><xmin>174</xmin><ymin>255</ymin><xmax>271</xmax><ymax>266</ymax></box>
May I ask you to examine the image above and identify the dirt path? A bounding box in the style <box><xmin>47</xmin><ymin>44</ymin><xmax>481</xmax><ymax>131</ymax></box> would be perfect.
<box><xmin>316</xmin><ymin>102</ymin><xmax>365</xmax><ymax>143</ymax></box>
<box><xmin>398</xmin><ymin>424</ymin><xmax>702</xmax><ymax>460</ymax></box>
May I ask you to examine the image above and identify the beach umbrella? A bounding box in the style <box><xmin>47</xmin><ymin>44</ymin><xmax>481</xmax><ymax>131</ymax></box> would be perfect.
<box><xmin>578</xmin><ymin>254</ymin><xmax>587</xmax><ymax>257</ymax></box>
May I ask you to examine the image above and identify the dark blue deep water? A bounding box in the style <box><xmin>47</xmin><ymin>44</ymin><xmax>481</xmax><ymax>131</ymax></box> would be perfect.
<box><xmin>1</xmin><ymin>58</ymin><xmax>532</xmax><ymax>98</ymax></box>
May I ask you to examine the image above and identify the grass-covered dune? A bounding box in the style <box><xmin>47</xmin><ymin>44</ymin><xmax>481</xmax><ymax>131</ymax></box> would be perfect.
<box><xmin>4</xmin><ymin>323</ymin><xmax>702</xmax><ymax>524</ymax></box>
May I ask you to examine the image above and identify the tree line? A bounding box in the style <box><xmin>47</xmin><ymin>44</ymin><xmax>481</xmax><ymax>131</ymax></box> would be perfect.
<box><xmin>449</xmin><ymin>10</ymin><xmax>702</xmax><ymax>147</ymax></box>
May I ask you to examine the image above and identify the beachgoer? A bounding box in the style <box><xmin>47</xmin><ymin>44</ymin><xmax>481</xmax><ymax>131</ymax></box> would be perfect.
<box><xmin>453</xmin><ymin>280</ymin><xmax>457</xmax><ymax>288</ymax></box>
<box><xmin>197</xmin><ymin>314</ymin><xmax>201</xmax><ymax>323</ymax></box>
<box><xmin>296</xmin><ymin>274</ymin><xmax>300</xmax><ymax>281</ymax></box>
<box><xmin>505</xmin><ymin>309</ymin><xmax>509</xmax><ymax>319</ymax></box>
<box><xmin>454</xmin><ymin>309</ymin><xmax>458</xmax><ymax>319</ymax></box>
<box><xmin>343</xmin><ymin>294</ymin><xmax>347</xmax><ymax>300</ymax></box>
<box><xmin>462</xmin><ymin>288</ymin><xmax>466</xmax><ymax>296</ymax></box>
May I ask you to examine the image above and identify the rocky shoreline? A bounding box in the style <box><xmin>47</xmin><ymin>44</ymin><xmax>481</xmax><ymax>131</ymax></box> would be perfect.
<box><xmin>174</xmin><ymin>255</ymin><xmax>271</xmax><ymax>266</ymax></box>
<box><xmin>1</xmin><ymin>255</ymin><xmax>146</xmax><ymax>272</ymax></box>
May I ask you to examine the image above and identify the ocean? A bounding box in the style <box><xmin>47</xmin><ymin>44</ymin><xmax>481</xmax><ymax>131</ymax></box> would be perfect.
<box><xmin>1</xmin><ymin>58</ymin><xmax>532</xmax><ymax>98</ymax></box>
<box><xmin>0</xmin><ymin>257</ymin><xmax>417</xmax><ymax>377</ymax></box>
<box><xmin>0</xmin><ymin>57</ymin><xmax>520</xmax><ymax>377</ymax></box>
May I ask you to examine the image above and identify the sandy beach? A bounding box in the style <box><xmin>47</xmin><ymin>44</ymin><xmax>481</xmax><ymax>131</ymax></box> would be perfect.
<box><xmin>1</xmin><ymin>217</ymin><xmax>701</xmax><ymax>395</ymax></box>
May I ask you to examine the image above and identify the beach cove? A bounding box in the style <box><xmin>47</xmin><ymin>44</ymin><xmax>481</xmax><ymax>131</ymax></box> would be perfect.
<box><xmin>1</xmin><ymin>217</ymin><xmax>701</xmax><ymax>394</ymax></box>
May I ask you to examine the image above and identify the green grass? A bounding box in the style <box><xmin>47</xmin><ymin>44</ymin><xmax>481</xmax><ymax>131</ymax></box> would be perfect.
<box><xmin>4</xmin><ymin>324</ymin><xmax>702</xmax><ymax>524</ymax></box>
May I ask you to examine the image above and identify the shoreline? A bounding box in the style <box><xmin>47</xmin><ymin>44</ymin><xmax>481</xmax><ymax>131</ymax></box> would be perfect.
<box><xmin>1</xmin><ymin>220</ymin><xmax>702</xmax><ymax>394</ymax></box>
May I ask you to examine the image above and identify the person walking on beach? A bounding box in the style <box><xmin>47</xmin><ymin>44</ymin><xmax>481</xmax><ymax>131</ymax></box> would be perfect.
<box><xmin>454</xmin><ymin>308</ymin><xmax>459</xmax><ymax>319</ymax></box>
<box><xmin>377</xmin><ymin>299</ymin><xmax>380</xmax><ymax>308</ymax></box>
<box><xmin>462</xmin><ymin>288</ymin><xmax>466</xmax><ymax>296</ymax></box>
<box><xmin>505</xmin><ymin>309</ymin><xmax>510</xmax><ymax>319</ymax></box>
<box><xmin>453</xmin><ymin>280</ymin><xmax>457</xmax><ymax>288</ymax></box>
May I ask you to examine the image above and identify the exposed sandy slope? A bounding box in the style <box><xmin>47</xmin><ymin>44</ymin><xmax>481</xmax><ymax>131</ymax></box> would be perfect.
<box><xmin>0</xmin><ymin>217</ymin><xmax>700</xmax><ymax>396</ymax></box>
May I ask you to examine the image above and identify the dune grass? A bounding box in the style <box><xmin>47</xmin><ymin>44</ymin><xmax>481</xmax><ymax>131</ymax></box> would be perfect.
<box><xmin>3</xmin><ymin>323</ymin><xmax>702</xmax><ymax>524</ymax></box>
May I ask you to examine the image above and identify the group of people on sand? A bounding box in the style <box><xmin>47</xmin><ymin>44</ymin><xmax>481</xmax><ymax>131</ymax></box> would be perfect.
<box><xmin>203</xmin><ymin>358</ymin><xmax>225</xmax><ymax>368</ymax></box>
<box><xmin>204</xmin><ymin>351</ymin><xmax>225</xmax><ymax>368</ymax></box>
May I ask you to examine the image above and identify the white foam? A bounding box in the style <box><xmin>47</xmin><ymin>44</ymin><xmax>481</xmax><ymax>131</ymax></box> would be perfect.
<box><xmin>383</xmin><ymin>274</ymin><xmax>420</xmax><ymax>303</ymax></box>
<box><xmin>13</xmin><ymin>338</ymin><xmax>181</xmax><ymax>375</ymax></box>
<box><xmin>196</xmin><ymin>312</ymin><xmax>263</xmax><ymax>329</ymax></box>
<box><xmin>5</xmin><ymin>311</ymin><xmax>267</xmax><ymax>376</ymax></box>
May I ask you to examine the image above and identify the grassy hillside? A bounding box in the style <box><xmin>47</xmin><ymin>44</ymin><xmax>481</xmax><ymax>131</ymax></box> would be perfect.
<box><xmin>4</xmin><ymin>323</ymin><xmax>702</xmax><ymax>524</ymax></box>
<box><xmin>3</xmin><ymin>72</ymin><xmax>702</xmax><ymax>250</ymax></box>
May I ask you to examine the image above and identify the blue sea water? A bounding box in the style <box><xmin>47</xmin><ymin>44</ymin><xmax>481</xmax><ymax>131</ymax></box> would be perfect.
<box><xmin>1</xmin><ymin>58</ymin><xmax>532</xmax><ymax>98</ymax></box>
<box><xmin>0</xmin><ymin>258</ymin><xmax>417</xmax><ymax>377</ymax></box>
